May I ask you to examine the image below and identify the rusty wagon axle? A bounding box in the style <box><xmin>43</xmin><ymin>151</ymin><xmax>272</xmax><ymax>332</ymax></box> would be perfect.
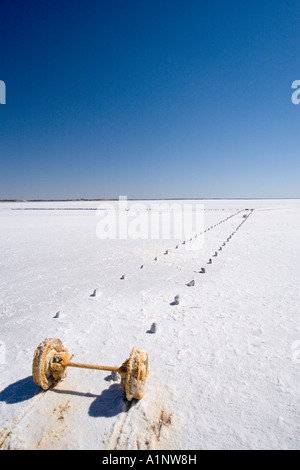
<box><xmin>32</xmin><ymin>338</ymin><xmax>149</xmax><ymax>401</ymax></box>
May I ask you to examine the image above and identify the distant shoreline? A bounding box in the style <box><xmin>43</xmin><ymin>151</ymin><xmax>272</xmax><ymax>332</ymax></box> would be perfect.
<box><xmin>0</xmin><ymin>198</ymin><xmax>299</xmax><ymax>203</ymax></box>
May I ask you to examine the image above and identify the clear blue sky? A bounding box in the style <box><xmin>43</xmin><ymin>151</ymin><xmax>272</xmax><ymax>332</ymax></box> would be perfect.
<box><xmin>0</xmin><ymin>0</ymin><xmax>299</xmax><ymax>199</ymax></box>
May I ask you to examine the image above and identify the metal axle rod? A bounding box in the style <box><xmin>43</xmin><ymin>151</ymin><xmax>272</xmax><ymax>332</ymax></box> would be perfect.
<box><xmin>66</xmin><ymin>361</ymin><xmax>119</xmax><ymax>372</ymax></box>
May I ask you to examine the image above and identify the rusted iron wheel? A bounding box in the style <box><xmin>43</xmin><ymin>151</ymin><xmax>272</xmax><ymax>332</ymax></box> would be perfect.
<box><xmin>119</xmin><ymin>347</ymin><xmax>149</xmax><ymax>401</ymax></box>
<box><xmin>32</xmin><ymin>338</ymin><xmax>70</xmax><ymax>390</ymax></box>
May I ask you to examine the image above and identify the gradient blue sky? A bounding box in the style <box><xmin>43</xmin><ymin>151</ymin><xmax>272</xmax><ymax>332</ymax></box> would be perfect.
<box><xmin>0</xmin><ymin>0</ymin><xmax>300</xmax><ymax>199</ymax></box>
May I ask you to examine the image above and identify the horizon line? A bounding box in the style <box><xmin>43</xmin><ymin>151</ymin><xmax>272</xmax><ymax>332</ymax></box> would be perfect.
<box><xmin>1</xmin><ymin>197</ymin><xmax>300</xmax><ymax>202</ymax></box>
